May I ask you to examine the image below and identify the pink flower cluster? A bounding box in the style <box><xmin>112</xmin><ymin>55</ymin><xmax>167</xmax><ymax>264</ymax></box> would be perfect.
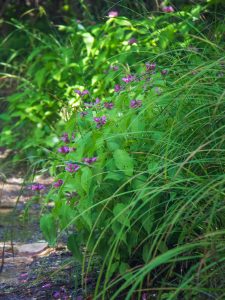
<box><xmin>75</xmin><ymin>89</ymin><xmax>89</xmax><ymax>96</ymax></box>
<box><xmin>65</xmin><ymin>163</ymin><xmax>80</xmax><ymax>173</ymax></box>
<box><xmin>146</xmin><ymin>62</ymin><xmax>156</xmax><ymax>71</ymax></box>
<box><xmin>30</xmin><ymin>183</ymin><xmax>45</xmax><ymax>191</ymax></box>
<box><xmin>114</xmin><ymin>84</ymin><xmax>122</xmax><ymax>92</ymax></box>
<box><xmin>162</xmin><ymin>6</ymin><xmax>174</xmax><ymax>13</ymax></box>
<box><xmin>130</xmin><ymin>100</ymin><xmax>142</xmax><ymax>108</ymax></box>
<box><xmin>94</xmin><ymin>116</ymin><xmax>107</xmax><ymax>128</ymax></box>
<box><xmin>108</xmin><ymin>11</ymin><xmax>118</xmax><ymax>18</ymax></box>
<box><xmin>104</xmin><ymin>102</ymin><xmax>114</xmax><ymax>110</ymax></box>
<box><xmin>58</xmin><ymin>146</ymin><xmax>75</xmax><ymax>154</ymax></box>
<box><xmin>53</xmin><ymin>179</ymin><xmax>64</xmax><ymax>188</ymax></box>
<box><xmin>128</xmin><ymin>38</ymin><xmax>137</xmax><ymax>45</ymax></box>
<box><xmin>83</xmin><ymin>157</ymin><xmax>97</xmax><ymax>164</ymax></box>
<box><xmin>122</xmin><ymin>75</ymin><xmax>135</xmax><ymax>83</ymax></box>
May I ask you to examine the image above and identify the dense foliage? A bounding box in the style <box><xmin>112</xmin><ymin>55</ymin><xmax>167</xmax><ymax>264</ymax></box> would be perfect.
<box><xmin>1</xmin><ymin>1</ymin><xmax>225</xmax><ymax>299</ymax></box>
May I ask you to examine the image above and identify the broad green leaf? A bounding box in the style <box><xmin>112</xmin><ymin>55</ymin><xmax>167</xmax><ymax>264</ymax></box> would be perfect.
<box><xmin>81</xmin><ymin>167</ymin><xmax>92</xmax><ymax>193</ymax></box>
<box><xmin>142</xmin><ymin>244</ymin><xmax>151</xmax><ymax>263</ymax></box>
<box><xmin>113</xmin><ymin>203</ymin><xmax>130</xmax><ymax>227</ymax></box>
<box><xmin>112</xmin><ymin>221</ymin><xmax>127</xmax><ymax>244</ymax></box>
<box><xmin>67</xmin><ymin>234</ymin><xmax>82</xmax><ymax>262</ymax></box>
<box><xmin>40</xmin><ymin>214</ymin><xmax>57</xmax><ymax>246</ymax></box>
<box><xmin>34</xmin><ymin>68</ymin><xmax>46</xmax><ymax>88</ymax></box>
<box><xmin>119</xmin><ymin>262</ymin><xmax>130</xmax><ymax>276</ymax></box>
<box><xmin>58</xmin><ymin>203</ymin><xmax>76</xmax><ymax>230</ymax></box>
<box><xmin>114</xmin><ymin>18</ymin><xmax>132</xmax><ymax>27</ymax></box>
<box><xmin>82</xmin><ymin>32</ymin><xmax>94</xmax><ymax>55</ymax></box>
<box><xmin>113</xmin><ymin>149</ymin><xmax>134</xmax><ymax>176</ymax></box>
<box><xmin>148</xmin><ymin>161</ymin><xmax>160</xmax><ymax>174</ymax></box>
<box><xmin>104</xmin><ymin>171</ymin><xmax>124</xmax><ymax>182</ymax></box>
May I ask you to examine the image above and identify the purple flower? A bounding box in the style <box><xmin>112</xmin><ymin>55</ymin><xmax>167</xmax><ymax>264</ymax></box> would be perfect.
<box><xmin>80</xmin><ymin>111</ymin><xmax>88</xmax><ymax>117</ymax></box>
<box><xmin>104</xmin><ymin>102</ymin><xmax>114</xmax><ymax>110</ymax></box>
<box><xmin>82</xmin><ymin>89</ymin><xmax>89</xmax><ymax>95</ymax></box>
<box><xmin>71</xmin><ymin>132</ymin><xmax>76</xmax><ymax>140</ymax></box>
<box><xmin>145</xmin><ymin>62</ymin><xmax>156</xmax><ymax>71</ymax></box>
<box><xmin>110</xmin><ymin>65</ymin><xmax>119</xmax><ymax>71</ymax></box>
<box><xmin>75</xmin><ymin>89</ymin><xmax>89</xmax><ymax>96</ymax></box>
<box><xmin>95</xmin><ymin>98</ymin><xmax>101</xmax><ymax>104</ymax></box>
<box><xmin>162</xmin><ymin>6</ymin><xmax>174</xmax><ymax>13</ymax></box>
<box><xmin>60</xmin><ymin>133</ymin><xmax>70</xmax><ymax>143</ymax></box>
<box><xmin>74</xmin><ymin>89</ymin><xmax>82</xmax><ymax>96</ymax></box>
<box><xmin>30</xmin><ymin>183</ymin><xmax>45</xmax><ymax>191</ymax></box>
<box><xmin>19</xmin><ymin>273</ymin><xmax>28</xmax><ymax>279</ymax></box>
<box><xmin>83</xmin><ymin>157</ymin><xmax>97</xmax><ymax>164</ymax></box>
<box><xmin>161</xmin><ymin>69</ymin><xmax>168</xmax><ymax>76</ymax></box>
<box><xmin>65</xmin><ymin>163</ymin><xmax>80</xmax><ymax>173</ymax></box>
<box><xmin>52</xmin><ymin>291</ymin><xmax>61</xmax><ymax>299</ymax></box>
<box><xmin>84</xmin><ymin>98</ymin><xmax>100</xmax><ymax>108</ymax></box>
<box><xmin>53</xmin><ymin>179</ymin><xmax>64</xmax><ymax>188</ymax></box>
<box><xmin>114</xmin><ymin>84</ymin><xmax>122</xmax><ymax>92</ymax></box>
<box><xmin>142</xmin><ymin>293</ymin><xmax>147</xmax><ymax>300</ymax></box>
<box><xmin>128</xmin><ymin>38</ymin><xmax>137</xmax><ymax>45</ymax></box>
<box><xmin>155</xmin><ymin>87</ymin><xmax>162</xmax><ymax>95</ymax></box>
<box><xmin>42</xmin><ymin>283</ymin><xmax>51</xmax><ymax>289</ymax></box>
<box><xmin>94</xmin><ymin>116</ymin><xmax>107</xmax><ymax>128</ymax></box>
<box><xmin>122</xmin><ymin>75</ymin><xmax>135</xmax><ymax>83</ymax></box>
<box><xmin>108</xmin><ymin>11</ymin><xmax>118</xmax><ymax>18</ymax></box>
<box><xmin>130</xmin><ymin>100</ymin><xmax>142</xmax><ymax>108</ymax></box>
<box><xmin>58</xmin><ymin>146</ymin><xmax>70</xmax><ymax>154</ymax></box>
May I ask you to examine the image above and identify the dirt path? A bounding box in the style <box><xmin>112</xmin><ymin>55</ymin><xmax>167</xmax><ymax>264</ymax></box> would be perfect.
<box><xmin>0</xmin><ymin>173</ymin><xmax>94</xmax><ymax>299</ymax></box>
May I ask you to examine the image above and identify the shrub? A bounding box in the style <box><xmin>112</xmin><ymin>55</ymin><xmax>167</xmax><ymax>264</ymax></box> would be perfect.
<box><xmin>1</xmin><ymin>5</ymin><xmax>208</xmax><ymax>161</ymax></box>
<box><xmin>41</xmin><ymin>46</ymin><xmax>225</xmax><ymax>298</ymax></box>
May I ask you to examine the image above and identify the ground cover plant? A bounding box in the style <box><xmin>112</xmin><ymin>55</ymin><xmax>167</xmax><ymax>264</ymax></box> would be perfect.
<box><xmin>1</xmin><ymin>1</ymin><xmax>225</xmax><ymax>299</ymax></box>
<box><xmin>41</xmin><ymin>53</ymin><xmax>225</xmax><ymax>299</ymax></box>
<box><xmin>1</xmin><ymin>1</ymin><xmax>220</xmax><ymax>161</ymax></box>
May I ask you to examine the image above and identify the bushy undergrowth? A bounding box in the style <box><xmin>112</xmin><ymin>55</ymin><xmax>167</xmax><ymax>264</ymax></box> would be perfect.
<box><xmin>40</xmin><ymin>49</ymin><xmax>225</xmax><ymax>298</ymax></box>
<box><xmin>1</xmin><ymin>2</ymin><xmax>225</xmax><ymax>299</ymax></box>
<box><xmin>1</xmin><ymin>2</ymin><xmax>223</xmax><ymax>161</ymax></box>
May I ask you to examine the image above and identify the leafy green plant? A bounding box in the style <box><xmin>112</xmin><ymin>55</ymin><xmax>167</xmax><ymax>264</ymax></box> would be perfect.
<box><xmin>1</xmin><ymin>2</ymin><xmax>225</xmax><ymax>299</ymax></box>
<box><xmin>0</xmin><ymin>5</ymin><xmax>210</xmax><ymax>162</ymax></box>
<box><xmin>41</xmin><ymin>41</ymin><xmax>225</xmax><ymax>299</ymax></box>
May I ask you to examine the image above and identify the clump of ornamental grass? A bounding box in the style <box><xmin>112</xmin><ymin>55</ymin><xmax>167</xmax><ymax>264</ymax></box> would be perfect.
<box><xmin>83</xmin><ymin>58</ymin><xmax>225</xmax><ymax>300</ymax></box>
<box><xmin>40</xmin><ymin>44</ymin><xmax>225</xmax><ymax>300</ymax></box>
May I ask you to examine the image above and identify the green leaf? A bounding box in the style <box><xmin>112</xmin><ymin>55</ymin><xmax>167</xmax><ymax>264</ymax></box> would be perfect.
<box><xmin>82</xmin><ymin>32</ymin><xmax>94</xmax><ymax>55</ymax></box>
<box><xmin>158</xmin><ymin>241</ymin><xmax>168</xmax><ymax>254</ymax></box>
<box><xmin>113</xmin><ymin>203</ymin><xmax>130</xmax><ymax>227</ymax></box>
<box><xmin>111</xmin><ymin>221</ymin><xmax>127</xmax><ymax>243</ymax></box>
<box><xmin>81</xmin><ymin>167</ymin><xmax>92</xmax><ymax>193</ymax></box>
<box><xmin>67</xmin><ymin>234</ymin><xmax>82</xmax><ymax>262</ymax></box>
<box><xmin>107</xmin><ymin>140</ymin><xmax>120</xmax><ymax>151</ymax></box>
<box><xmin>114</xmin><ymin>18</ymin><xmax>132</xmax><ymax>27</ymax></box>
<box><xmin>119</xmin><ymin>262</ymin><xmax>130</xmax><ymax>276</ymax></box>
<box><xmin>142</xmin><ymin>244</ymin><xmax>151</xmax><ymax>263</ymax></box>
<box><xmin>58</xmin><ymin>203</ymin><xmax>76</xmax><ymax>230</ymax></box>
<box><xmin>107</xmin><ymin>261</ymin><xmax>119</xmax><ymax>278</ymax></box>
<box><xmin>113</xmin><ymin>149</ymin><xmax>134</xmax><ymax>176</ymax></box>
<box><xmin>77</xmin><ymin>197</ymin><xmax>93</xmax><ymax>230</ymax></box>
<box><xmin>141</xmin><ymin>213</ymin><xmax>153</xmax><ymax>234</ymax></box>
<box><xmin>148</xmin><ymin>161</ymin><xmax>160</xmax><ymax>174</ymax></box>
<box><xmin>40</xmin><ymin>214</ymin><xmax>57</xmax><ymax>246</ymax></box>
<box><xmin>34</xmin><ymin>68</ymin><xmax>46</xmax><ymax>88</ymax></box>
<box><xmin>104</xmin><ymin>171</ymin><xmax>124</xmax><ymax>182</ymax></box>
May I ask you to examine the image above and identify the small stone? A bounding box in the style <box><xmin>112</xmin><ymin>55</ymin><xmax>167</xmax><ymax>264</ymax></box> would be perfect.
<box><xmin>16</xmin><ymin>242</ymin><xmax>48</xmax><ymax>256</ymax></box>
